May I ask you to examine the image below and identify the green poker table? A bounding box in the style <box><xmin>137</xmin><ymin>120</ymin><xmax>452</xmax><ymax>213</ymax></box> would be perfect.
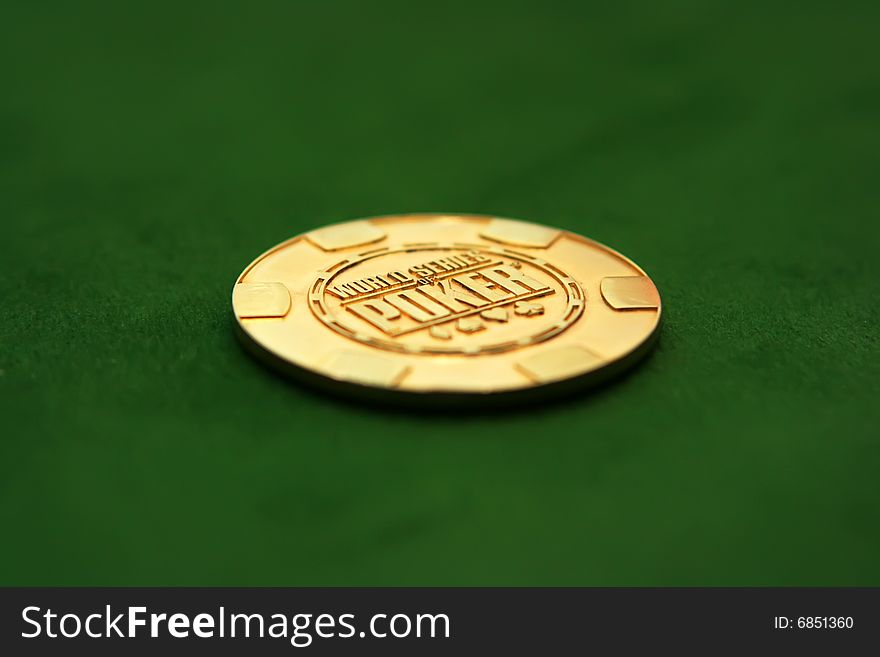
<box><xmin>1</xmin><ymin>0</ymin><xmax>877</xmax><ymax>586</ymax></box>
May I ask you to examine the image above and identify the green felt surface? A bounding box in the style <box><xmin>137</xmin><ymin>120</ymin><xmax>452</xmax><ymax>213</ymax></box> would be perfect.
<box><xmin>1</xmin><ymin>0</ymin><xmax>878</xmax><ymax>585</ymax></box>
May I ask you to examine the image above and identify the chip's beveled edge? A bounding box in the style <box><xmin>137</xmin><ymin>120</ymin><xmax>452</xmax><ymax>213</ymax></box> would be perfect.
<box><xmin>232</xmin><ymin>313</ymin><xmax>662</xmax><ymax>409</ymax></box>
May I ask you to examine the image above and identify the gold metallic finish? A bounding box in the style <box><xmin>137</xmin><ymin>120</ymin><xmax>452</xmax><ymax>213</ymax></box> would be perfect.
<box><xmin>318</xmin><ymin>351</ymin><xmax>411</xmax><ymax>388</ymax></box>
<box><xmin>514</xmin><ymin>300</ymin><xmax>545</xmax><ymax>316</ymax></box>
<box><xmin>429</xmin><ymin>326</ymin><xmax>452</xmax><ymax>340</ymax></box>
<box><xmin>233</xmin><ymin>214</ymin><xmax>661</xmax><ymax>400</ymax></box>
<box><xmin>600</xmin><ymin>276</ymin><xmax>661</xmax><ymax>310</ymax></box>
<box><xmin>457</xmin><ymin>316</ymin><xmax>485</xmax><ymax>333</ymax></box>
<box><xmin>515</xmin><ymin>345</ymin><xmax>603</xmax><ymax>383</ymax></box>
<box><xmin>480</xmin><ymin>217</ymin><xmax>560</xmax><ymax>248</ymax></box>
<box><xmin>306</xmin><ymin>220</ymin><xmax>386</xmax><ymax>251</ymax></box>
<box><xmin>233</xmin><ymin>282</ymin><xmax>292</xmax><ymax>318</ymax></box>
<box><xmin>481</xmin><ymin>307</ymin><xmax>509</xmax><ymax>322</ymax></box>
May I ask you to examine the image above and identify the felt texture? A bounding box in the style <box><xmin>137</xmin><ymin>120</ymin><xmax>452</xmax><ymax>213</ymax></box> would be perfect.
<box><xmin>1</xmin><ymin>0</ymin><xmax>878</xmax><ymax>585</ymax></box>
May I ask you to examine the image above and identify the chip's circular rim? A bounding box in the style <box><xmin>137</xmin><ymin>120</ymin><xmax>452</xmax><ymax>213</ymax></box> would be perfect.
<box><xmin>232</xmin><ymin>213</ymin><xmax>662</xmax><ymax>404</ymax></box>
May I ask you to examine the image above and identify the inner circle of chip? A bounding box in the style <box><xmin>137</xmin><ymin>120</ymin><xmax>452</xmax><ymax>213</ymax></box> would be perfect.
<box><xmin>232</xmin><ymin>214</ymin><xmax>661</xmax><ymax>401</ymax></box>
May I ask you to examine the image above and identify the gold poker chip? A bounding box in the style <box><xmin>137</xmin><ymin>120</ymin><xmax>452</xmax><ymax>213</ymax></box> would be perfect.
<box><xmin>232</xmin><ymin>214</ymin><xmax>661</xmax><ymax>402</ymax></box>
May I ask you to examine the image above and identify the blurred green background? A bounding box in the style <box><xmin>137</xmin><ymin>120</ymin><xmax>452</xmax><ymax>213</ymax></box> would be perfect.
<box><xmin>1</xmin><ymin>0</ymin><xmax>878</xmax><ymax>585</ymax></box>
